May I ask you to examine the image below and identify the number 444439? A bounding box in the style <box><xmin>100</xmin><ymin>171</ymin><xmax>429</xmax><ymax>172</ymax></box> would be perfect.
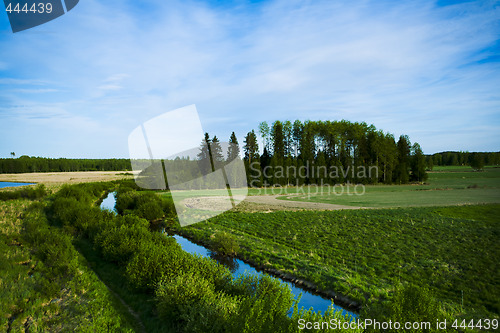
<box><xmin>452</xmin><ymin>319</ymin><xmax>498</xmax><ymax>330</ymax></box>
<box><xmin>5</xmin><ymin>2</ymin><xmax>53</xmax><ymax>14</ymax></box>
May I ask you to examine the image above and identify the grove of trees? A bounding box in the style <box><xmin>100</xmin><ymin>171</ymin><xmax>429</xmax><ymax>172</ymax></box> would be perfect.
<box><xmin>243</xmin><ymin>120</ymin><xmax>429</xmax><ymax>186</ymax></box>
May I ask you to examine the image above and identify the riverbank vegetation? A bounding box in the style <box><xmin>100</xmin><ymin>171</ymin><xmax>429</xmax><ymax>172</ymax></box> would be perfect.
<box><xmin>172</xmin><ymin>204</ymin><xmax>499</xmax><ymax>325</ymax></box>
<box><xmin>2</xmin><ymin>176</ymin><xmax>498</xmax><ymax>331</ymax></box>
<box><xmin>0</xmin><ymin>193</ymin><xmax>135</xmax><ymax>331</ymax></box>
<box><xmin>2</xmin><ymin>181</ymin><xmax>363</xmax><ymax>332</ymax></box>
<box><xmin>0</xmin><ymin>184</ymin><xmax>47</xmax><ymax>201</ymax></box>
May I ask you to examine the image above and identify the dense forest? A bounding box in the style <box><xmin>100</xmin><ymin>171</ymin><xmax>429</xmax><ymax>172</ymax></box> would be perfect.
<box><xmin>241</xmin><ymin>120</ymin><xmax>427</xmax><ymax>186</ymax></box>
<box><xmin>427</xmin><ymin>151</ymin><xmax>500</xmax><ymax>169</ymax></box>
<box><xmin>0</xmin><ymin>156</ymin><xmax>131</xmax><ymax>173</ymax></box>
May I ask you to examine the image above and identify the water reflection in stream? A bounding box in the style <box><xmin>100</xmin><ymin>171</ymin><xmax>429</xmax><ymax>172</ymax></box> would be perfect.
<box><xmin>170</xmin><ymin>233</ymin><xmax>356</xmax><ymax>318</ymax></box>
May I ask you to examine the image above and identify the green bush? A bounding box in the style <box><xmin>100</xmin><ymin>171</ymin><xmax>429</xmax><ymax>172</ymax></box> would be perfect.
<box><xmin>156</xmin><ymin>273</ymin><xmax>239</xmax><ymax>333</ymax></box>
<box><xmin>364</xmin><ymin>283</ymin><xmax>443</xmax><ymax>333</ymax></box>
<box><xmin>95</xmin><ymin>225</ymin><xmax>148</xmax><ymax>264</ymax></box>
<box><xmin>229</xmin><ymin>274</ymin><xmax>294</xmax><ymax>332</ymax></box>
<box><xmin>56</xmin><ymin>184</ymin><xmax>93</xmax><ymax>203</ymax></box>
<box><xmin>137</xmin><ymin>200</ymin><xmax>164</xmax><ymax>221</ymax></box>
<box><xmin>126</xmin><ymin>237</ymin><xmax>186</xmax><ymax>290</ymax></box>
<box><xmin>0</xmin><ymin>184</ymin><xmax>48</xmax><ymax>201</ymax></box>
<box><xmin>115</xmin><ymin>189</ymin><xmax>175</xmax><ymax>220</ymax></box>
<box><xmin>212</xmin><ymin>231</ymin><xmax>240</xmax><ymax>256</ymax></box>
<box><xmin>94</xmin><ymin>215</ymin><xmax>151</xmax><ymax>264</ymax></box>
<box><xmin>22</xmin><ymin>207</ymin><xmax>79</xmax><ymax>296</ymax></box>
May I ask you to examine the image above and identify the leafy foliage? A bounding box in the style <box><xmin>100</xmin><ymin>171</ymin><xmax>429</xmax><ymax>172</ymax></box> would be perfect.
<box><xmin>0</xmin><ymin>184</ymin><xmax>47</xmax><ymax>201</ymax></box>
<box><xmin>115</xmin><ymin>188</ymin><xmax>174</xmax><ymax>220</ymax></box>
<box><xmin>364</xmin><ymin>284</ymin><xmax>443</xmax><ymax>332</ymax></box>
<box><xmin>212</xmin><ymin>231</ymin><xmax>240</xmax><ymax>256</ymax></box>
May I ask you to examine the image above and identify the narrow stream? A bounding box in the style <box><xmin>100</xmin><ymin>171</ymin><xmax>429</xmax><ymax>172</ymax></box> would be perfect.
<box><xmin>100</xmin><ymin>192</ymin><xmax>357</xmax><ymax>318</ymax></box>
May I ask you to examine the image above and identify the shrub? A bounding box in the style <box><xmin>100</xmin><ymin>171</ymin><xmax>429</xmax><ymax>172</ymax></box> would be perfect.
<box><xmin>156</xmin><ymin>273</ymin><xmax>239</xmax><ymax>333</ymax></box>
<box><xmin>22</xmin><ymin>208</ymin><xmax>79</xmax><ymax>295</ymax></box>
<box><xmin>212</xmin><ymin>231</ymin><xmax>240</xmax><ymax>256</ymax></box>
<box><xmin>137</xmin><ymin>201</ymin><xmax>164</xmax><ymax>221</ymax></box>
<box><xmin>363</xmin><ymin>283</ymin><xmax>443</xmax><ymax>333</ymax></box>
<box><xmin>115</xmin><ymin>190</ymin><xmax>173</xmax><ymax>220</ymax></box>
<box><xmin>56</xmin><ymin>184</ymin><xmax>93</xmax><ymax>203</ymax></box>
<box><xmin>126</xmin><ymin>238</ymin><xmax>186</xmax><ymax>290</ymax></box>
<box><xmin>190</xmin><ymin>255</ymin><xmax>233</xmax><ymax>291</ymax></box>
<box><xmin>95</xmin><ymin>223</ymin><xmax>151</xmax><ymax>264</ymax></box>
<box><xmin>228</xmin><ymin>274</ymin><xmax>294</xmax><ymax>332</ymax></box>
<box><xmin>0</xmin><ymin>184</ymin><xmax>48</xmax><ymax>201</ymax></box>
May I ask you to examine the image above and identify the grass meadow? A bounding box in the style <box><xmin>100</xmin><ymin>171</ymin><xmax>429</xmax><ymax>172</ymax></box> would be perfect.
<box><xmin>171</xmin><ymin>166</ymin><xmax>500</xmax><ymax>326</ymax></box>
<box><xmin>278</xmin><ymin>166</ymin><xmax>500</xmax><ymax>207</ymax></box>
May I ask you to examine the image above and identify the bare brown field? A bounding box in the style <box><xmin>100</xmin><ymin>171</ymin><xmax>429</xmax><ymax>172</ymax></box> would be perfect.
<box><xmin>0</xmin><ymin>171</ymin><xmax>133</xmax><ymax>188</ymax></box>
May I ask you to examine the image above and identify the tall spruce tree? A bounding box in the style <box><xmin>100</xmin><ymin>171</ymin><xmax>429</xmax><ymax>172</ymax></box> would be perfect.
<box><xmin>211</xmin><ymin>136</ymin><xmax>224</xmax><ymax>170</ymax></box>
<box><xmin>243</xmin><ymin>130</ymin><xmax>261</xmax><ymax>187</ymax></box>
<box><xmin>197</xmin><ymin>132</ymin><xmax>213</xmax><ymax>174</ymax></box>
<box><xmin>243</xmin><ymin>130</ymin><xmax>259</xmax><ymax>164</ymax></box>
<box><xmin>410</xmin><ymin>143</ymin><xmax>428</xmax><ymax>182</ymax></box>
<box><xmin>395</xmin><ymin>135</ymin><xmax>411</xmax><ymax>184</ymax></box>
<box><xmin>227</xmin><ymin>132</ymin><xmax>240</xmax><ymax>162</ymax></box>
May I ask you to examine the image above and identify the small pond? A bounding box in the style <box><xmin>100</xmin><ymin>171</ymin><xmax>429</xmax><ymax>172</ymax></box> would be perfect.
<box><xmin>0</xmin><ymin>181</ymin><xmax>36</xmax><ymax>188</ymax></box>
<box><xmin>100</xmin><ymin>192</ymin><xmax>118</xmax><ymax>212</ymax></box>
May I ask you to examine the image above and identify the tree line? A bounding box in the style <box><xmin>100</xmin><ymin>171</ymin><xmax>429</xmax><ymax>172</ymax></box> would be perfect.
<box><xmin>0</xmin><ymin>156</ymin><xmax>132</xmax><ymax>173</ymax></box>
<box><xmin>426</xmin><ymin>151</ymin><xmax>500</xmax><ymax>170</ymax></box>
<box><xmin>241</xmin><ymin>120</ymin><xmax>428</xmax><ymax>186</ymax></box>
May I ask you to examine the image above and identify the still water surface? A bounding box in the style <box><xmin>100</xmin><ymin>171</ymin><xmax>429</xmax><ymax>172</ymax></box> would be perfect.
<box><xmin>0</xmin><ymin>181</ymin><xmax>36</xmax><ymax>188</ymax></box>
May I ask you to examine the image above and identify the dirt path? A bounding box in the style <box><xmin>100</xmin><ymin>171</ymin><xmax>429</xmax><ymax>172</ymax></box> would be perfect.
<box><xmin>182</xmin><ymin>194</ymin><xmax>361</xmax><ymax>211</ymax></box>
<box><xmin>244</xmin><ymin>194</ymin><xmax>362</xmax><ymax>210</ymax></box>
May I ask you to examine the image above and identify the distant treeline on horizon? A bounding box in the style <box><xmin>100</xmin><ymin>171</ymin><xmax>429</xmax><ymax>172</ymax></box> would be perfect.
<box><xmin>428</xmin><ymin>151</ymin><xmax>500</xmax><ymax>167</ymax></box>
<box><xmin>0</xmin><ymin>157</ymin><xmax>132</xmax><ymax>174</ymax></box>
<box><xmin>1</xmin><ymin>125</ymin><xmax>498</xmax><ymax>181</ymax></box>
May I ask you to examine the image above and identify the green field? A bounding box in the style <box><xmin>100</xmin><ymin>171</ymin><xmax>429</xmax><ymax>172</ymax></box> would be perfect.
<box><xmin>277</xmin><ymin>166</ymin><xmax>500</xmax><ymax>207</ymax></box>
<box><xmin>169</xmin><ymin>166</ymin><xmax>500</xmax><ymax>326</ymax></box>
<box><xmin>175</xmin><ymin>204</ymin><xmax>500</xmax><ymax>322</ymax></box>
<box><xmin>2</xmin><ymin>165</ymin><xmax>499</xmax><ymax>332</ymax></box>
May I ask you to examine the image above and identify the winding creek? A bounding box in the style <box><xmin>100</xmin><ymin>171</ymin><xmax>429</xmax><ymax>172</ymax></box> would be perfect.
<box><xmin>100</xmin><ymin>192</ymin><xmax>357</xmax><ymax>318</ymax></box>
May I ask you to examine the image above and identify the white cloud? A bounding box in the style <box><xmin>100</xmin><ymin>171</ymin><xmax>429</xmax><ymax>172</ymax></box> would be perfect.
<box><xmin>0</xmin><ymin>0</ymin><xmax>498</xmax><ymax>157</ymax></box>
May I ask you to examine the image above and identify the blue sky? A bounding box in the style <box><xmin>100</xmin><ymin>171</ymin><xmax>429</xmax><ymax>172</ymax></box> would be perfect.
<box><xmin>0</xmin><ymin>0</ymin><xmax>499</xmax><ymax>158</ymax></box>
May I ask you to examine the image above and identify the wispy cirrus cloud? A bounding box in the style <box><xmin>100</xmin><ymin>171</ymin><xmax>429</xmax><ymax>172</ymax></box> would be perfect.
<box><xmin>0</xmin><ymin>0</ymin><xmax>498</xmax><ymax>157</ymax></box>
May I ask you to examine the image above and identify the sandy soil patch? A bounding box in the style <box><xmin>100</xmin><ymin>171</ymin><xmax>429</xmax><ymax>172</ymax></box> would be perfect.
<box><xmin>182</xmin><ymin>195</ymin><xmax>247</xmax><ymax>211</ymax></box>
<box><xmin>0</xmin><ymin>171</ymin><xmax>133</xmax><ymax>186</ymax></box>
<box><xmin>180</xmin><ymin>194</ymin><xmax>361</xmax><ymax>211</ymax></box>
<box><xmin>245</xmin><ymin>195</ymin><xmax>362</xmax><ymax>210</ymax></box>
